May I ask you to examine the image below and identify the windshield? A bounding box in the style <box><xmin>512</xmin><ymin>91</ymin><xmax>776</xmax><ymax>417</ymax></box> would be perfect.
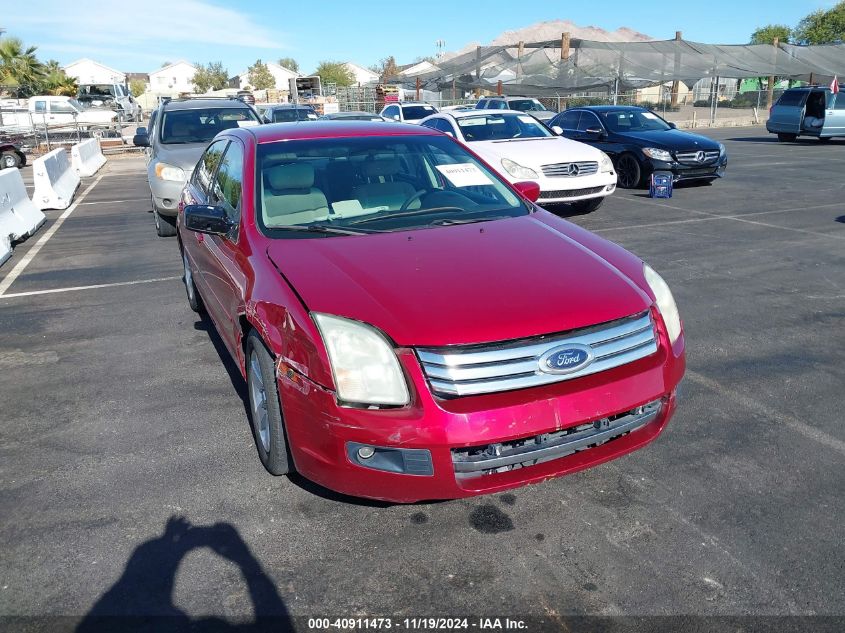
<box><xmin>508</xmin><ymin>99</ymin><xmax>548</xmax><ymax>112</ymax></box>
<box><xmin>256</xmin><ymin>135</ymin><xmax>528</xmax><ymax>237</ymax></box>
<box><xmin>457</xmin><ymin>113</ymin><xmax>552</xmax><ymax>142</ymax></box>
<box><xmin>601</xmin><ymin>110</ymin><xmax>672</xmax><ymax>132</ymax></box>
<box><xmin>67</xmin><ymin>99</ymin><xmax>84</xmax><ymax>111</ymax></box>
<box><xmin>402</xmin><ymin>105</ymin><xmax>437</xmax><ymax>120</ymax></box>
<box><xmin>79</xmin><ymin>84</ymin><xmax>116</xmax><ymax>97</ymax></box>
<box><xmin>272</xmin><ymin>108</ymin><xmax>317</xmax><ymax>122</ymax></box>
<box><xmin>160</xmin><ymin>107</ymin><xmax>259</xmax><ymax>144</ymax></box>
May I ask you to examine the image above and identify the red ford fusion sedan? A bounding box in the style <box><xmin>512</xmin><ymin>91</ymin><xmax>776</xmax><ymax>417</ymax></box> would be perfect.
<box><xmin>177</xmin><ymin>122</ymin><xmax>685</xmax><ymax>503</ymax></box>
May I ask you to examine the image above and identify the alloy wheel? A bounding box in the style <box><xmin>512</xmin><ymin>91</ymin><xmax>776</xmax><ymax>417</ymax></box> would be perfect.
<box><xmin>249</xmin><ymin>352</ymin><xmax>270</xmax><ymax>452</ymax></box>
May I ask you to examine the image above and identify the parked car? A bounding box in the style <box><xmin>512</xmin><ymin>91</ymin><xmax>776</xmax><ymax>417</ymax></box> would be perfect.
<box><xmin>259</xmin><ymin>104</ymin><xmax>318</xmax><ymax>123</ymax></box>
<box><xmin>176</xmin><ymin>121</ymin><xmax>685</xmax><ymax>502</ymax></box>
<box><xmin>421</xmin><ymin>109</ymin><xmax>616</xmax><ymax>212</ymax></box>
<box><xmin>379</xmin><ymin>101</ymin><xmax>438</xmax><ymax>123</ymax></box>
<box><xmin>549</xmin><ymin>106</ymin><xmax>728</xmax><ymax>189</ymax></box>
<box><xmin>77</xmin><ymin>83</ymin><xmax>142</xmax><ymax>121</ymax></box>
<box><xmin>133</xmin><ymin>97</ymin><xmax>261</xmax><ymax>237</ymax></box>
<box><xmin>475</xmin><ymin>96</ymin><xmax>557</xmax><ymax>122</ymax></box>
<box><xmin>766</xmin><ymin>86</ymin><xmax>845</xmax><ymax>142</ymax></box>
<box><xmin>0</xmin><ymin>136</ymin><xmax>26</xmax><ymax>169</ymax></box>
<box><xmin>2</xmin><ymin>96</ymin><xmax>119</xmax><ymax>131</ymax></box>
<box><xmin>320</xmin><ymin>111</ymin><xmax>387</xmax><ymax>121</ymax></box>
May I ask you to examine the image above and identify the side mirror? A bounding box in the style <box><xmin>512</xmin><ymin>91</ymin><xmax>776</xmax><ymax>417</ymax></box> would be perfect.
<box><xmin>585</xmin><ymin>127</ymin><xmax>604</xmax><ymax>137</ymax></box>
<box><xmin>183</xmin><ymin>204</ymin><xmax>232</xmax><ymax>235</ymax></box>
<box><xmin>512</xmin><ymin>181</ymin><xmax>541</xmax><ymax>203</ymax></box>
<box><xmin>392</xmin><ymin>114</ymin><xmax>400</xmax><ymax>121</ymax></box>
<box><xmin>132</xmin><ymin>132</ymin><xmax>149</xmax><ymax>147</ymax></box>
<box><xmin>444</xmin><ymin>131</ymin><xmax>455</xmax><ymax>138</ymax></box>
<box><xmin>668</xmin><ymin>122</ymin><xmax>677</xmax><ymax>129</ymax></box>
<box><xmin>551</xmin><ymin>125</ymin><xmax>564</xmax><ymax>136</ymax></box>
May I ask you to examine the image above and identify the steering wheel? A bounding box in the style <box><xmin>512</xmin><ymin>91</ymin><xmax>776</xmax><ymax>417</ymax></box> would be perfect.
<box><xmin>400</xmin><ymin>189</ymin><xmax>428</xmax><ymax>211</ymax></box>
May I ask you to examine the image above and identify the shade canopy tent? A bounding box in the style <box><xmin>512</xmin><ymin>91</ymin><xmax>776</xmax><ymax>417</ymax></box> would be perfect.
<box><xmin>408</xmin><ymin>39</ymin><xmax>845</xmax><ymax>95</ymax></box>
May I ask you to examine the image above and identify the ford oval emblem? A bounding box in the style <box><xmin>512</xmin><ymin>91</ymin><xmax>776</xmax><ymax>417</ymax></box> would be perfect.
<box><xmin>539</xmin><ymin>344</ymin><xmax>593</xmax><ymax>375</ymax></box>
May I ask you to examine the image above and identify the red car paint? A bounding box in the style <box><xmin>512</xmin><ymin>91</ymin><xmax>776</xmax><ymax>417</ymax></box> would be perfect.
<box><xmin>178</xmin><ymin>122</ymin><xmax>685</xmax><ymax>503</ymax></box>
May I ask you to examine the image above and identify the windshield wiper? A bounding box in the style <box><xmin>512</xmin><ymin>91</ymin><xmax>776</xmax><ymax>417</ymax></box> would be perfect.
<box><xmin>349</xmin><ymin>206</ymin><xmax>467</xmax><ymax>225</ymax></box>
<box><xmin>429</xmin><ymin>216</ymin><xmax>510</xmax><ymax>227</ymax></box>
<box><xmin>273</xmin><ymin>224</ymin><xmax>380</xmax><ymax>236</ymax></box>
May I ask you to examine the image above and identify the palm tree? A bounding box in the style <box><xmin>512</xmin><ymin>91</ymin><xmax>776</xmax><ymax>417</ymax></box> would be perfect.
<box><xmin>0</xmin><ymin>37</ymin><xmax>47</xmax><ymax>97</ymax></box>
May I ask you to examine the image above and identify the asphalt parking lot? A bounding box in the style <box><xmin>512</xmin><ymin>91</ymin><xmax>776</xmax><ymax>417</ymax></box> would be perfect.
<box><xmin>1</xmin><ymin>127</ymin><xmax>843</xmax><ymax>630</ymax></box>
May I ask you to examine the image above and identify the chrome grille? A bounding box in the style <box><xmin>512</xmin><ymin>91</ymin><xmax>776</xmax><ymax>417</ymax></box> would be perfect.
<box><xmin>541</xmin><ymin>161</ymin><xmax>599</xmax><ymax>177</ymax></box>
<box><xmin>674</xmin><ymin>150</ymin><xmax>720</xmax><ymax>165</ymax></box>
<box><xmin>417</xmin><ymin>312</ymin><xmax>657</xmax><ymax>397</ymax></box>
<box><xmin>537</xmin><ymin>185</ymin><xmax>606</xmax><ymax>200</ymax></box>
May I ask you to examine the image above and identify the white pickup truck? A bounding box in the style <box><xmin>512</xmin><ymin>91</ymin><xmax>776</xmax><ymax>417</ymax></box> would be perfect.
<box><xmin>0</xmin><ymin>96</ymin><xmax>118</xmax><ymax>131</ymax></box>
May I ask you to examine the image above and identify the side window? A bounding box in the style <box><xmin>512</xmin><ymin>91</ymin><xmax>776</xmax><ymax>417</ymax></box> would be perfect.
<box><xmin>34</xmin><ymin>100</ymin><xmax>46</xmax><ymax>113</ymax></box>
<box><xmin>194</xmin><ymin>140</ymin><xmax>228</xmax><ymax>196</ymax></box>
<box><xmin>383</xmin><ymin>105</ymin><xmax>399</xmax><ymax>120</ymax></box>
<box><xmin>436</xmin><ymin>118</ymin><xmax>455</xmax><ymax>135</ymax></box>
<box><xmin>211</xmin><ymin>141</ymin><xmax>244</xmax><ymax>226</ymax></box>
<box><xmin>577</xmin><ymin>112</ymin><xmax>601</xmax><ymax>132</ymax></box>
<box><xmin>494</xmin><ymin>101</ymin><xmax>506</xmax><ymax>109</ymax></box>
<box><xmin>420</xmin><ymin>118</ymin><xmax>439</xmax><ymax>130</ymax></box>
<box><xmin>51</xmin><ymin>101</ymin><xmax>74</xmax><ymax>113</ymax></box>
<box><xmin>835</xmin><ymin>93</ymin><xmax>845</xmax><ymax>110</ymax></box>
<box><xmin>559</xmin><ymin>111</ymin><xmax>581</xmax><ymax>130</ymax></box>
<box><xmin>476</xmin><ymin>100</ymin><xmax>487</xmax><ymax>109</ymax></box>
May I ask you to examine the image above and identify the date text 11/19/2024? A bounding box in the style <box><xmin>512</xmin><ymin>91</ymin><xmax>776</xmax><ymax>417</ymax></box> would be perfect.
<box><xmin>307</xmin><ymin>617</ymin><xmax>528</xmax><ymax>630</ymax></box>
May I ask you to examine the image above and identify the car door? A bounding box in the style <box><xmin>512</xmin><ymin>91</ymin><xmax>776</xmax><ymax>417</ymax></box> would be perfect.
<box><xmin>769</xmin><ymin>89</ymin><xmax>808</xmax><ymax>134</ymax></box>
<box><xmin>196</xmin><ymin>139</ymin><xmax>248</xmax><ymax>357</ymax></box>
<box><xmin>182</xmin><ymin>139</ymin><xmax>228</xmax><ymax>310</ymax></box>
<box><xmin>48</xmin><ymin>99</ymin><xmax>76</xmax><ymax>126</ymax></box>
<box><xmin>823</xmin><ymin>91</ymin><xmax>845</xmax><ymax>137</ymax></box>
<box><xmin>572</xmin><ymin>111</ymin><xmax>607</xmax><ymax>147</ymax></box>
<box><xmin>554</xmin><ymin>110</ymin><xmax>581</xmax><ymax>139</ymax></box>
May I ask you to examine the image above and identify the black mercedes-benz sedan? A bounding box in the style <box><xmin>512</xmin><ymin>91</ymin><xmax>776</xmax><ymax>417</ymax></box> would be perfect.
<box><xmin>548</xmin><ymin>106</ymin><xmax>727</xmax><ymax>189</ymax></box>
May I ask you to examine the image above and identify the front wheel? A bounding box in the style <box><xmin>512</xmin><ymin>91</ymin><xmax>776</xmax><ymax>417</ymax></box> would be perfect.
<box><xmin>182</xmin><ymin>250</ymin><xmax>204</xmax><ymax>313</ymax></box>
<box><xmin>777</xmin><ymin>133</ymin><xmax>797</xmax><ymax>142</ymax></box>
<box><xmin>246</xmin><ymin>331</ymin><xmax>293</xmax><ymax>476</ymax></box>
<box><xmin>616</xmin><ymin>154</ymin><xmax>642</xmax><ymax>189</ymax></box>
<box><xmin>569</xmin><ymin>197</ymin><xmax>605</xmax><ymax>214</ymax></box>
<box><xmin>153</xmin><ymin>208</ymin><xmax>177</xmax><ymax>237</ymax></box>
<box><xmin>1</xmin><ymin>151</ymin><xmax>21</xmax><ymax>170</ymax></box>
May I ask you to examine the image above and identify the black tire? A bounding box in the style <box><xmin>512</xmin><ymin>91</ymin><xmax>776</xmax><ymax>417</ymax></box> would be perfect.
<box><xmin>616</xmin><ymin>153</ymin><xmax>642</xmax><ymax>189</ymax></box>
<box><xmin>777</xmin><ymin>133</ymin><xmax>797</xmax><ymax>142</ymax></box>
<box><xmin>569</xmin><ymin>197</ymin><xmax>605</xmax><ymax>214</ymax></box>
<box><xmin>818</xmin><ymin>136</ymin><xmax>832</xmax><ymax>142</ymax></box>
<box><xmin>1</xmin><ymin>151</ymin><xmax>21</xmax><ymax>170</ymax></box>
<box><xmin>246</xmin><ymin>331</ymin><xmax>293</xmax><ymax>476</ymax></box>
<box><xmin>181</xmin><ymin>248</ymin><xmax>204</xmax><ymax>313</ymax></box>
<box><xmin>153</xmin><ymin>208</ymin><xmax>177</xmax><ymax>237</ymax></box>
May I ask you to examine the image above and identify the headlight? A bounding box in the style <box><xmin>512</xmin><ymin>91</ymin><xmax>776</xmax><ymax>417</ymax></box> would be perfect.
<box><xmin>642</xmin><ymin>147</ymin><xmax>673</xmax><ymax>162</ymax></box>
<box><xmin>643</xmin><ymin>264</ymin><xmax>682</xmax><ymax>344</ymax></box>
<box><xmin>154</xmin><ymin>163</ymin><xmax>186</xmax><ymax>182</ymax></box>
<box><xmin>718</xmin><ymin>142</ymin><xmax>726</xmax><ymax>156</ymax></box>
<box><xmin>501</xmin><ymin>158</ymin><xmax>538</xmax><ymax>179</ymax></box>
<box><xmin>313</xmin><ymin>313</ymin><xmax>410</xmax><ymax>406</ymax></box>
<box><xmin>599</xmin><ymin>151</ymin><xmax>614</xmax><ymax>173</ymax></box>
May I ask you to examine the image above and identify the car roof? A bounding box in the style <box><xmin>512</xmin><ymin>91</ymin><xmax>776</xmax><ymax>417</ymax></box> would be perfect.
<box><xmin>265</xmin><ymin>103</ymin><xmax>316</xmax><ymax>109</ymax></box>
<box><xmin>162</xmin><ymin>98</ymin><xmax>250</xmax><ymax>111</ymax></box>
<box><xmin>568</xmin><ymin>105</ymin><xmax>650</xmax><ymax>112</ymax></box>
<box><xmin>445</xmin><ymin>108</ymin><xmax>533</xmax><ymax>119</ymax></box>
<box><xmin>483</xmin><ymin>95</ymin><xmax>536</xmax><ymax>99</ymax></box>
<box><xmin>246</xmin><ymin>121</ymin><xmax>441</xmax><ymax>144</ymax></box>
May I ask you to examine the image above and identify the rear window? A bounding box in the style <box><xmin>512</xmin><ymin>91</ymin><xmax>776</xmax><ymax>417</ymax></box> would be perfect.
<box><xmin>272</xmin><ymin>108</ymin><xmax>317</xmax><ymax>122</ymax></box>
<box><xmin>507</xmin><ymin>99</ymin><xmax>548</xmax><ymax>112</ymax></box>
<box><xmin>159</xmin><ymin>107</ymin><xmax>259</xmax><ymax>144</ymax></box>
<box><xmin>776</xmin><ymin>90</ymin><xmax>807</xmax><ymax>107</ymax></box>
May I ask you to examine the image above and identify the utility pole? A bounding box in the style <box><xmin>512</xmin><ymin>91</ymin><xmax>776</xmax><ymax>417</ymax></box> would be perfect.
<box><xmin>671</xmin><ymin>31</ymin><xmax>682</xmax><ymax>107</ymax></box>
<box><xmin>560</xmin><ymin>32</ymin><xmax>571</xmax><ymax>61</ymax></box>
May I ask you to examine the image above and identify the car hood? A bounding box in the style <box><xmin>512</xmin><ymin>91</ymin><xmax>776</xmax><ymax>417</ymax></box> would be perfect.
<box><xmin>469</xmin><ymin>136</ymin><xmax>600</xmax><ymax>169</ymax></box>
<box><xmin>267</xmin><ymin>213</ymin><xmax>651</xmax><ymax>347</ymax></box>
<box><xmin>152</xmin><ymin>143</ymin><xmax>208</xmax><ymax>171</ymax></box>
<box><xmin>619</xmin><ymin>129</ymin><xmax>720</xmax><ymax>150</ymax></box>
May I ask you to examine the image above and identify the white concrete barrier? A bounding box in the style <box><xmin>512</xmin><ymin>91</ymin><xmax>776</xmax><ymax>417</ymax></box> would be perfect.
<box><xmin>0</xmin><ymin>167</ymin><xmax>47</xmax><ymax>267</ymax></box>
<box><xmin>71</xmin><ymin>138</ymin><xmax>107</xmax><ymax>177</ymax></box>
<box><xmin>32</xmin><ymin>148</ymin><xmax>80</xmax><ymax>211</ymax></box>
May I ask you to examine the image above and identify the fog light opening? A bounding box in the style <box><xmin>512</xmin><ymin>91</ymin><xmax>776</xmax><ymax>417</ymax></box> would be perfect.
<box><xmin>357</xmin><ymin>446</ymin><xmax>375</xmax><ymax>460</ymax></box>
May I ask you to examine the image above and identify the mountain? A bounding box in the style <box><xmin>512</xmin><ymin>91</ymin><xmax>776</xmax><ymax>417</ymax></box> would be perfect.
<box><xmin>440</xmin><ymin>20</ymin><xmax>653</xmax><ymax>61</ymax></box>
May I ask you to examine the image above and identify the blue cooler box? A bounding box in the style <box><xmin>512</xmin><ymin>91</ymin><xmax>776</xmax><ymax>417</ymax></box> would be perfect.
<box><xmin>649</xmin><ymin>171</ymin><xmax>673</xmax><ymax>198</ymax></box>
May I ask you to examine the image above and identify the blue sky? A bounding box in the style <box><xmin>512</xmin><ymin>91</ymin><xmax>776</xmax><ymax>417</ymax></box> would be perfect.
<box><xmin>1</xmin><ymin>0</ymin><xmax>832</xmax><ymax>74</ymax></box>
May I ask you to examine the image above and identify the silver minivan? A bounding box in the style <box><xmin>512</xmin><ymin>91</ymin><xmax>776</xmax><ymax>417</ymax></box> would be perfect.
<box><xmin>767</xmin><ymin>87</ymin><xmax>845</xmax><ymax>141</ymax></box>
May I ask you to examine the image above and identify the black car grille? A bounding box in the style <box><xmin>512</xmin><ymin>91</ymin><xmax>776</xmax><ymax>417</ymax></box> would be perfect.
<box><xmin>537</xmin><ymin>186</ymin><xmax>606</xmax><ymax>200</ymax></box>
<box><xmin>451</xmin><ymin>399</ymin><xmax>663</xmax><ymax>478</ymax></box>
<box><xmin>674</xmin><ymin>150</ymin><xmax>720</xmax><ymax>165</ymax></box>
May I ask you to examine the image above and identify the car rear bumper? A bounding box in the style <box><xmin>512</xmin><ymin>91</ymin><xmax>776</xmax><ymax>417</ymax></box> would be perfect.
<box><xmin>278</xmin><ymin>315</ymin><xmax>685</xmax><ymax>503</ymax></box>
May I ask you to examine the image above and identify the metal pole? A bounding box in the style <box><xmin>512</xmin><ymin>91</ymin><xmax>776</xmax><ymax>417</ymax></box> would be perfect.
<box><xmin>416</xmin><ymin>76</ymin><xmax>420</xmax><ymax>101</ymax></box>
<box><xmin>766</xmin><ymin>37</ymin><xmax>779</xmax><ymax>109</ymax></box>
<box><xmin>42</xmin><ymin>112</ymin><xmax>50</xmax><ymax>151</ymax></box>
<box><xmin>671</xmin><ymin>31</ymin><xmax>682</xmax><ymax>108</ymax></box>
<box><xmin>561</xmin><ymin>32</ymin><xmax>570</xmax><ymax>61</ymax></box>
<box><xmin>613</xmin><ymin>77</ymin><xmax>618</xmax><ymax>105</ymax></box>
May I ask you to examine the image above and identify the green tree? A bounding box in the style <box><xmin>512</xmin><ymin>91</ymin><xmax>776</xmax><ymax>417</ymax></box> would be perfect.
<box><xmin>749</xmin><ymin>24</ymin><xmax>791</xmax><ymax>44</ymax></box>
<box><xmin>192</xmin><ymin>61</ymin><xmax>229</xmax><ymax>93</ymax></box>
<box><xmin>794</xmin><ymin>1</ymin><xmax>845</xmax><ymax>44</ymax></box>
<box><xmin>0</xmin><ymin>36</ymin><xmax>46</xmax><ymax>97</ymax></box>
<box><xmin>277</xmin><ymin>57</ymin><xmax>299</xmax><ymax>73</ymax></box>
<box><xmin>247</xmin><ymin>59</ymin><xmax>275</xmax><ymax>90</ymax></box>
<box><xmin>129</xmin><ymin>78</ymin><xmax>147</xmax><ymax>97</ymax></box>
<box><xmin>314</xmin><ymin>60</ymin><xmax>355</xmax><ymax>87</ymax></box>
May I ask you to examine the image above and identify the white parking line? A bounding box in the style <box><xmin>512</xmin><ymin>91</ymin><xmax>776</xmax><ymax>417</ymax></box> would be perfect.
<box><xmin>0</xmin><ymin>276</ymin><xmax>181</xmax><ymax>299</ymax></box>
<box><xmin>686</xmin><ymin>370</ymin><xmax>845</xmax><ymax>457</ymax></box>
<box><xmin>77</xmin><ymin>198</ymin><xmax>148</xmax><ymax>206</ymax></box>
<box><xmin>0</xmin><ymin>173</ymin><xmax>106</xmax><ymax>296</ymax></box>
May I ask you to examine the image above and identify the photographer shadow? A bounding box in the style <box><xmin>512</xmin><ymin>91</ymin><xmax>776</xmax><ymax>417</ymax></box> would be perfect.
<box><xmin>77</xmin><ymin>516</ymin><xmax>293</xmax><ymax>633</ymax></box>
